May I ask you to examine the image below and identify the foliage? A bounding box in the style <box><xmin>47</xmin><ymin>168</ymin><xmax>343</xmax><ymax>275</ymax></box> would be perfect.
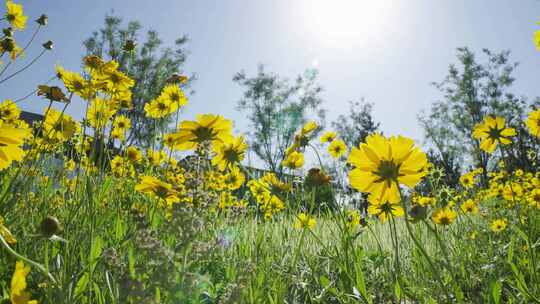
<box><xmin>331</xmin><ymin>100</ymin><xmax>380</xmax><ymax>148</ymax></box>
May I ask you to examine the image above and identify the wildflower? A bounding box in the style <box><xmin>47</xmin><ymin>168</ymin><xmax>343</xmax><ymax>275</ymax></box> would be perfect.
<box><xmin>135</xmin><ymin>176</ymin><xmax>179</xmax><ymax>204</ymax></box>
<box><xmin>527</xmin><ymin>189</ymin><xmax>540</xmax><ymax>209</ymax></box>
<box><xmin>367</xmin><ymin>201</ymin><xmax>404</xmax><ymax>222</ymax></box>
<box><xmin>294</xmin><ymin>213</ymin><xmax>316</xmax><ymax>230</ymax></box>
<box><xmin>459</xmin><ymin>173</ymin><xmax>476</xmax><ymax>189</ymax></box>
<box><xmin>0</xmin><ymin>216</ymin><xmax>16</xmax><ymax>244</ymax></box>
<box><xmin>171</xmin><ymin>114</ymin><xmax>233</xmax><ymax>150</ymax></box>
<box><xmin>64</xmin><ymin>158</ymin><xmax>75</xmax><ymax>172</ymax></box>
<box><xmin>5</xmin><ymin>1</ymin><xmax>27</xmax><ymax>30</ymax></box>
<box><xmin>328</xmin><ymin>139</ymin><xmax>347</xmax><ymax>159</ymax></box>
<box><xmin>460</xmin><ymin>199</ymin><xmax>479</xmax><ymax>214</ymax></box>
<box><xmin>56</xmin><ymin>66</ymin><xmax>92</xmax><ymax>99</ymax></box>
<box><xmin>37</xmin><ymin>85</ymin><xmax>69</xmax><ymax>103</ymax></box>
<box><xmin>282</xmin><ymin>151</ymin><xmax>304</xmax><ymax>169</ymax></box>
<box><xmin>146</xmin><ymin>149</ymin><xmax>166</xmax><ymax>167</ymax></box>
<box><xmin>87</xmin><ymin>98</ymin><xmax>115</xmax><ymax>129</ymax></box>
<box><xmin>320</xmin><ymin>131</ymin><xmax>337</xmax><ymax>143</ymax></box>
<box><xmin>472</xmin><ymin>116</ymin><xmax>516</xmax><ymax>153</ymax></box>
<box><xmin>348</xmin><ymin>134</ymin><xmax>427</xmax><ymax>204</ymax></box>
<box><xmin>345</xmin><ymin>210</ymin><xmax>361</xmax><ymax>229</ymax></box>
<box><xmin>112</xmin><ymin>115</ymin><xmax>131</xmax><ymax>132</ymax></box>
<box><xmin>490</xmin><ymin>219</ymin><xmax>508</xmax><ymax>233</ymax></box>
<box><xmin>39</xmin><ymin>216</ymin><xmax>61</xmax><ymax>238</ymax></box>
<box><xmin>431</xmin><ymin>208</ymin><xmax>457</xmax><ymax>225</ymax></box>
<box><xmin>211</xmin><ymin>135</ymin><xmax>248</xmax><ymax>171</ymax></box>
<box><xmin>159</xmin><ymin>84</ymin><xmax>187</xmax><ymax>108</ymax></box>
<box><xmin>43</xmin><ymin>108</ymin><xmax>79</xmax><ymax>142</ymax></box>
<box><xmin>0</xmin><ymin>99</ymin><xmax>21</xmax><ymax>124</ymax></box>
<box><xmin>10</xmin><ymin>261</ymin><xmax>38</xmax><ymax>304</ymax></box>
<box><xmin>526</xmin><ymin>109</ymin><xmax>540</xmax><ymax>137</ymax></box>
<box><xmin>144</xmin><ymin>97</ymin><xmax>175</xmax><ymax>119</ymax></box>
<box><xmin>223</xmin><ymin>166</ymin><xmax>245</xmax><ymax>190</ymax></box>
<box><xmin>0</xmin><ymin>125</ymin><xmax>27</xmax><ymax>170</ymax></box>
<box><xmin>305</xmin><ymin>168</ymin><xmax>331</xmax><ymax>187</ymax></box>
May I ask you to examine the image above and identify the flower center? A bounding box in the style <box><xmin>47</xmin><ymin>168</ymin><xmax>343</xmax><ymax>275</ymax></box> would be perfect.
<box><xmin>375</xmin><ymin>160</ymin><xmax>399</xmax><ymax>182</ymax></box>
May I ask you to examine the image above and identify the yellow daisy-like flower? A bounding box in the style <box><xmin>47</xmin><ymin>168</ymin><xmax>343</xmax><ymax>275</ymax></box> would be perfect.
<box><xmin>282</xmin><ymin>151</ymin><xmax>304</xmax><ymax>169</ymax></box>
<box><xmin>211</xmin><ymin>135</ymin><xmax>248</xmax><ymax>171</ymax></box>
<box><xmin>0</xmin><ymin>124</ymin><xmax>27</xmax><ymax>170</ymax></box>
<box><xmin>348</xmin><ymin>134</ymin><xmax>427</xmax><ymax>204</ymax></box>
<box><xmin>0</xmin><ymin>99</ymin><xmax>21</xmax><ymax>124</ymax></box>
<box><xmin>144</xmin><ymin>97</ymin><xmax>176</xmax><ymax>119</ymax></box>
<box><xmin>5</xmin><ymin>1</ymin><xmax>27</xmax><ymax>30</ymax></box>
<box><xmin>320</xmin><ymin>131</ymin><xmax>337</xmax><ymax>143</ymax></box>
<box><xmin>459</xmin><ymin>173</ymin><xmax>476</xmax><ymax>189</ymax></box>
<box><xmin>43</xmin><ymin>108</ymin><xmax>79</xmax><ymax>142</ymax></box>
<box><xmin>223</xmin><ymin>166</ymin><xmax>246</xmax><ymax>190</ymax></box>
<box><xmin>125</xmin><ymin>146</ymin><xmax>142</xmax><ymax>163</ymax></box>
<box><xmin>294</xmin><ymin>212</ymin><xmax>316</xmax><ymax>230</ymax></box>
<box><xmin>345</xmin><ymin>209</ymin><xmax>361</xmax><ymax>229</ymax></box>
<box><xmin>328</xmin><ymin>139</ymin><xmax>347</xmax><ymax>159</ymax></box>
<box><xmin>10</xmin><ymin>261</ymin><xmax>38</xmax><ymax>304</ymax></box>
<box><xmin>460</xmin><ymin>199</ymin><xmax>479</xmax><ymax>214</ymax></box>
<box><xmin>527</xmin><ymin>188</ymin><xmax>540</xmax><ymax>209</ymax></box>
<box><xmin>135</xmin><ymin>175</ymin><xmax>179</xmax><ymax>205</ymax></box>
<box><xmin>56</xmin><ymin>66</ymin><xmax>93</xmax><ymax>100</ymax></box>
<box><xmin>534</xmin><ymin>30</ymin><xmax>540</xmax><ymax>51</ymax></box>
<box><xmin>525</xmin><ymin>109</ymin><xmax>540</xmax><ymax>137</ymax></box>
<box><xmin>472</xmin><ymin>116</ymin><xmax>516</xmax><ymax>153</ymax></box>
<box><xmin>367</xmin><ymin>201</ymin><xmax>404</xmax><ymax>222</ymax></box>
<box><xmin>490</xmin><ymin>218</ymin><xmax>508</xmax><ymax>233</ymax></box>
<box><xmin>146</xmin><ymin>149</ymin><xmax>166</xmax><ymax>167</ymax></box>
<box><xmin>87</xmin><ymin>97</ymin><xmax>115</xmax><ymax>129</ymax></box>
<box><xmin>171</xmin><ymin>114</ymin><xmax>233</xmax><ymax>151</ymax></box>
<box><xmin>159</xmin><ymin>84</ymin><xmax>188</xmax><ymax>108</ymax></box>
<box><xmin>112</xmin><ymin>115</ymin><xmax>131</xmax><ymax>132</ymax></box>
<box><xmin>431</xmin><ymin>207</ymin><xmax>457</xmax><ymax>226</ymax></box>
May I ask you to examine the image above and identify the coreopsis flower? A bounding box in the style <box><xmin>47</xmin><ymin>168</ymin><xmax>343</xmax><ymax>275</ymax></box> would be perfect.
<box><xmin>111</xmin><ymin>128</ymin><xmax>125</xmax><ymax>142</ymax></box>
<box><xmin>527</xmin><ymin>189</ymin><xmax>540</xmax><ymax>209</ymax></box>
<box><xmin>37</xmin><ymin>85</ymin><xmax>69</xmax><ymax>103</ymax></box>
<box><xmin>99</xmin><ymin>68</ymin><xmax>134</xmax><ymax>95</ymax></box>
<box><xmin>171</xmin><ymin>114</ymin><xmax>233</xmax><ymax>150</ymax></box>
<box><xmin>294</xmin><ymin>212</ymin><xmax>316</xmax><ymax>230</ymax></box>
<box><xmin>525</xmin><ymin>109</ymin><xmax>540</xmax><ymax>137</ymax></box>
<box><xmin>472</xmin><ymin>116</ymin><xmax>516</xmax><ymax>153</ymax></box>
<box><xmin>126</xmin><ymin>146</ymin><xmax>142</xmax><ymax>163</ymax></box>
<box><xmin>260</xmin><ymin>172</ymin><xmax>291</xmax><ymax>192</ymax></box>
<box><xmin>56</xmin><ymin>66</ymin><xmax>93</xmax><ymax>100</ymax></box>
<box><xmin>534</xmin><ymin>30</ymin><xmax>540</xmax><ymax>51</ymax></box>
<box><xmin>0</xmin><ymin>99</ymin><xmax>21</xmax><ymax>124</ymax></box>
<box><xmin>460</xmin><ymin>199</ymin><xmax>479</xmax><ymax>214</ymax></box>
<box><xmin>348</xmin><ymin>134</ymin><xmax>427</xmax><ymax>204</ymax></box>
<box><xmin>290</xmin><ymin>120</ymin><xmax>319</xmax><ymax>152</ymax></box>
<box><xmin>345</xmin><ymin>210</ymin><xmax>361</xmax><ymax>229</ymax></box>
<box><xmin>0</xmin><ymin>216</ymin><xmax>16</xmax><ymax>244</ymax></box>
<box><xmin>144</xmin><ymin>97</ymin><xmax>176</xmax><ymax>119</ymax></box>
<box><xmin>431</xmin><ymin>208</ymin><xmax>457</xmax><ymax>226</ymax></box>
<box><xmin>10</xmin><ymin>261</ymin><xmax>38</xmax><ymax>304</ymax></box>
<box><xmin>146</xmin><ymin>149</ymin><xmax>166</xmax><ymax>166</ymax></box>
<box><xmin>211</xmin><ymin>135</ymin><xmax>248</xmax><ymax>171</ymax></box>
<box><xmin>490</xmin><ymin>218</ymin><xmax>508</xmax><ymax>233</ymax></box>
<box><xmin>367</xmin><ymin>201</ymin><xmax>404</xmax><ymax>222</ymax></box>
<box><xmin>459</xmin><ymin>173</ymin><xmax>476</xmax><ymax>189</ymax></box>
<box><xmin>110</xmin><ymin>156</ymin><xmax>133</xmax><ymax>177</ymax></box>
<box><xmin>159</xmin><ymin>84</ymin><xmax>187</xmax><ymax>108</ymax></box>
<box><xmin>0</xmin><ymin>36</ymin><xmax>22</xmax><ymax>60</ymax></box>
<box><xmin>112</xmin><ymin>115</ymin><xmax>131</xmax><ymax>132</ymax></box>
<box><xmin>87</xmin><ymin>97</ymin><xmax>115</xmax><ymax>129</ymax></box>
<box><xmin>5</xmin><ymin>1</ymin><xmax>27</xmax><ymax>30</ymax></box>
<box><xmin>305</xmin><ymin>168</ymin><xmax>331</xmax><ymax>187</ymax></box>
<box><xmin>223</xmin><ymin>166</ymin><xmax>245</xmax><ymax>190</ymax></box>
<box><xmin>0</xmin><ymin>124</ymin><xmax>27</xmax><ymax>170</ymax></box>
<box><xmin>328</xmin><ymin>139</ymin><xmax>347</xmax><ymax>159</ymax></box>
<box><xmin>135</xmin><ymin>175</ymin><xmax>179</xmax><ymax>204</ymax></box>
<box><xmin>43</xmin><ymin>108</ymin><xmax>79</xmax><ymax>142</ymax></box>
<box><xmin>320</xmin><ymin>131</ymin><xmax>337</xmax><ymax>143</ymax></box>
<box><xmin>282</xmin><ymin>151</ymin><xmax>304</xmax><ymax>169</ymax></box>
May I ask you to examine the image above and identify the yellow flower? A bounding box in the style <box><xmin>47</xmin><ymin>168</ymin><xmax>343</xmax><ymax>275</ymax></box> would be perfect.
<box><xmin>0</xmin><ymin>216</ymin><xmax>16</xmax><ymax>244</ymax></box>
<box><xmin>472</xmin><ymin>116</ymin><xmax>516</xmax><ymax>153</ymax></box>
<box><xmin>112</xmin><ymin>115</ymin><xmax>131</xmax><ymax>131</ymax></box>
<box><xmin>159</xmin><ymin>84</ymin><xmax>187</xmax><ymax>108</ymax></box>
<box><xmin>43</xmin><ymin>108</ymin><xmax>79</xmax><ymax>142</ymax></box>
<box><xmin>135</xmin><ymin>175</ymin><xmax>179</xmax><ymax>204</ymax></box>
<box><xmin>345</xmin><ymin>210</ymin><xmax>361</xmax><ymax>229</ymax></box>
<box><xmin>146</xmin><ymin>149</ymin><xmax>166</xmax><ymax>166</ymax></box>
<box><xmin>282</xmin><ymin>151</ymin><xmax>304</xmax><ymax>169</ymax></box>
<box><xmin>490</xmin><ymin>218</ymin><xmax>508</xmax><ymax>233</ymax></box>
<box><xmin>171</xmin><ymin>114</ymin><xmax>233</xmax><ymax>151</ymax></box>
<box><xmin>0</xmin><ymin>124</ymin><xmax>27</xmax><ymax>170</ymax></box>
<box><xmin>212</xmin><ymin>135</ymin><xmax>248</xmax><ymax>171</ymax></box>
<box><xmin>528</xmin><ymin>188</ymin><xmax>540</xmax><ymax>209</ymax></box>
<box><xmin>144</xmin><ymin>97</ymin><xmax>176</xmax><ymax>119</ymax></box>
<box><xmin>10</xmin><ymin>261</ymin><xmax>38</xmax><ymax>304</ymax></box>
<box><xmin>328</xmin><ymin>139</ymin><xmax>347</xmax><ymax>159</ymax></box>
<box><xmin>56</xmin><ymin>66</ymin><xmax>93</xmax><ymax>100</ymax></box>
<box><xmin>126</xmin><ymin>146</ymin><xmax>142</xmax><ymax>163</ymax></box>
<box><xmin>367</xmin><ymin>201</ymin><xmax>404</xmax><ymax>222</ymax></box>
<box><xmin>87</xmin><ymin>97</ymin><xmax>115</xmax><ymax>129</ymax></box>
<box><xmin>348</xmin><ymin>134</ymin><xmax>427</xmax><ymax>204</ymax></box>
<box><xmin>320</xmin><ymin>131</ymin><xmax>337</xmax><ymax>143</ymax></box>
<box><xmin>294</xmin><ymin>212</ymin><xmax>316</xmax><ymax>230</ymax></box>
<box><xmin>460</xmin><ymin>199</ymin><xmax>479</xmax><ymax>214</ymax></box>
<box><xmin>534</xmin><ymin>30</ymin><xmax>540</xmax><ymax>51</ymax></box>
<box><xmin>459</xmin><ymin>173</ymin><xmax>476</xmax><ymax>189</ymax></box>
<box><xmin>223</xmin><ymin>166</ymin><xmax>245</xmax><ymax>190</ymax></box>
<box><xmin>0</xmin><ymin>99</ymin><xmax>21</xmax><ymax>124</ymax></box>
<box><xmin>431</xmin><ymin>207</ymin><xmax>457</xmax><ymax>226</ymax></box>
<box><xmin>5</xmin><ymin>1</ymin><xmax>27</xmax><ymax>30</ymax></box>
<box><xmin>526</xmin><ymin>109</ymin><xmax>540</xmax><ymax>137</ymax></box>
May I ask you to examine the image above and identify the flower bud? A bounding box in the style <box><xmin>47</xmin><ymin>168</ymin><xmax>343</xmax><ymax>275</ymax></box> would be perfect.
<box><xmin>36</xmin><ymin>14</ymin><xmax>48</xmax><ymax>26</ymax></box>
<box><xmin>40</xmin><ymin>216</ymin><xmax>61</xmax><ymax>237</ymax></box>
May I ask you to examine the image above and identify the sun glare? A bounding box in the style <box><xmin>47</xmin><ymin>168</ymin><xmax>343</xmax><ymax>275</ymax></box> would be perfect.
<box><xmin>301</xmin><ymin>0</ymin><xmax>394</xmax><ymax>49</ymax></box>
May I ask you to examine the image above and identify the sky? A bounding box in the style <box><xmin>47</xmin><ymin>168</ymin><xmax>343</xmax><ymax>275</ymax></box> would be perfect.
<box><xmin>3</xmin><ymin>0</ymin><xmax>540</xmax><ymax>163</ymax></box>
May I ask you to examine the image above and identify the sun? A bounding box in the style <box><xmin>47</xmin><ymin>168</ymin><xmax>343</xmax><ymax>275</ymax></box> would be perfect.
<box><xmin>301</xmin><ymin>0</ymin><xmax>395</xmax><ymax>49</ymax></box>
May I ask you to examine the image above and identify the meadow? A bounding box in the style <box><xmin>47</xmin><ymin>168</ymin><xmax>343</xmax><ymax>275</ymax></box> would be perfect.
<box><xmin>1</xmin><ymin>1</ymin><xmax>540</xmax><ymax>303</ymax></box>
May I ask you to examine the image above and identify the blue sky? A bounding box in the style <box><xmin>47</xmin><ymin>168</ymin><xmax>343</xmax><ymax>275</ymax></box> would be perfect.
<box><xmin>4</xmin><ymin>0</ymin><xmax>540</xmax><ymax>147</ymax></box>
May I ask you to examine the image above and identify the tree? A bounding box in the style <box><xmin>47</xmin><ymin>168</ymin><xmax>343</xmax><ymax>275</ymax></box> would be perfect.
<box><xmin>83</xmin><ymin>14</ymin><xmax>193</xmax><ymax>148</ymax></box>
<box><xmin>419</xmin><ymin>47</ymin><xmax>539</xmax><ymax>180</ymax></box>
<box><xmin>234</xmin><ymin>65</ymin><xmax>326</xmax><ymax>175</ymax></box>
<box><xmin>331</xmin><ymin>99</ymin><xmax>380</xmax><ymax>148</ymax></box>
